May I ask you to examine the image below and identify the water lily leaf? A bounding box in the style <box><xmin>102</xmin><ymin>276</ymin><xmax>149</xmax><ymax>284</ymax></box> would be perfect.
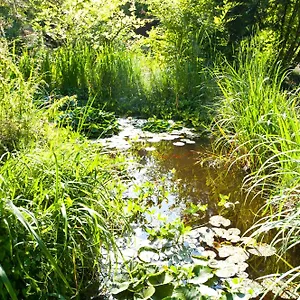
<box><xmin>197</xmin><ymin>284</ymin><xmax>219</xmax><ymax>297</ymax></box>
<box><xmin>209</xmin><ymin>215</ymin><xmax>231</xmax><ymax>227</ymax></box>
<box><xmin>228</xmin><ymin>228</ymin><xmax>241</xmax><ymax>236</ymax></box>
<box><xmin>172</xmin><ymin>285</ymin><xmax>201</xmax><ymax>300</ymax></box>
<box><xmin>161</xmin><ymin>135</ymin><xmax>179</xmax><ymax>141</ymax></box>
<box><xmin>201</xmin><ymin>250</ymin><xmax>217</xmax><ymax>259</ymax></box>
<box><xmin>134</xmin><ymin>285</ymin><xmax>156</xmax><ymax>300</ymax></box>
<box><xmin>153</xmin><ymin>283</ymin><xmax>174</xmax><ymax>299</ymax></box>
<box><xmin>145</xmin><ymin>147</ymin><xmax>156</xmax><ymax>151</ymax></box>
<box><xmin>212</xmin><ymin>228</ymin><xmax>229</xmax><ymax>239</ymax></box>
<box><xmin>173</xmin><ymin>142</ymin><xmax>185</xmax><ymax>146</ymax></box>
<box><xmin>138</xmin><ymin>246</ymin><xmax>160</xmax><ymax>263</ymax></box>
<box><xmin>189</xmin><ymin>266</ymin><xmax>214</xmax><ymax>284</ymax></box>
<box><xmin>214</xmin><ymin>263</ymin><xmax>239</xmax><ymax>278</ymax></box>
<box><xmin>148</xmin><ymin>270</ymin><xmax>174</xmax><ymax>286</ymax></box>
<box><xmin>147</xmin><ymin>137</ymin><xmax>162</xmax><ymax>143</ymax></box>
<box><xmin>111</xmin><ymin>282</ymin><xmax>130</xmax><ymax>295</ymax></box>
<box><xmin>180</xmin><ymin>139</ymin><xmax>196</xmax><ymax>144</ymax></box>
<box><xmin>191</xmin><ymin>258</ymin><xmax>209</xmax><ymax>266</ymax></box>
<box><xmin>247</xmin><ymin>244</ymin><xmax>276</xmax><ymax>257</ymax></box>
<box><xmin>192</xmin><ymin>227</ymin><xmax>215</xmax><ymax>246</ymax></box>
<box><xmin>218</xmin><ymin>246</ymin><xmax>248</xmax><ymax>262</ymax></box>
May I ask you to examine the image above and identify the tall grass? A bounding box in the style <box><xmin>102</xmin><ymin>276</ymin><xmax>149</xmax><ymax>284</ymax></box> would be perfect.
<box><xmin>0</xmin><ymin>42</ymin><xmax>42</xmax><ymax>155</ymax></box>
<box><xmin>18</xmin><ymin>40</ymin><xmax>216</xmax><ymax>124</ymax></box>
<box><xmin>0</xmin><ymin>44</ymin><xmax>130</xmax><ymax>298</ymax></box>
<box><xmin>39</xmin><ymin>42</ymin><xmax>144</xmax><ymax>110</ymax></box>
<box><xmin>213</xmin><ymin>38</ymin><xmax>300</xmax><ymax>293</ymax></box>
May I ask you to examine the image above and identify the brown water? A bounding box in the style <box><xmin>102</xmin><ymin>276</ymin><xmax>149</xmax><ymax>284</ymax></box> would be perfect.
<box><xmin>126</xmin><ymin>137</ymin><xmax>300</xmax><ymax>280</ymax></box>
<box><xmin>98</xmin><ymin>118</ymin><xmax>300</xmax><ymax>295</ymax></box>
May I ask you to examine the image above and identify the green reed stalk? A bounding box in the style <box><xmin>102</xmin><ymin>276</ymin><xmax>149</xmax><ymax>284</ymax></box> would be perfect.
<box><xmin>213</xmin><ymin>37</ymin><xmax>300</xmax><ymax>295</ymax></box>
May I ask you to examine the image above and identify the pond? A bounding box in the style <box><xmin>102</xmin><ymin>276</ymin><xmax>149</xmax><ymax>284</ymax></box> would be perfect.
<box><xmin>96</xmin><ymin>118</ymin><xmax>299</xmax><ymax>299</ymax></box>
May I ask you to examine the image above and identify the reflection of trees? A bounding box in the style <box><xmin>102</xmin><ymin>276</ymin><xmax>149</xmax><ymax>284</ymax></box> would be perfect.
<box><xmin>131</xmin><ymin>140</ymin><xmax>266</xmax><ymax>231</ymax></box>
<box><xmin>130</xmin><ymin>140</ymin><xmax>300</xmax><ymax>279</ymax></box>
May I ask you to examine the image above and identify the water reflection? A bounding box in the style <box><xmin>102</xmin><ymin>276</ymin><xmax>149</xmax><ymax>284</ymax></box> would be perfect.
<box><xmin>98</xmin><ymin>118</ymin><xmax>300</xmax><ymax>283</ymax></box>
<box><xmin>128</xmin><ymin>138</ymin><xmax>300</xmax><ymax>279</ymax></box>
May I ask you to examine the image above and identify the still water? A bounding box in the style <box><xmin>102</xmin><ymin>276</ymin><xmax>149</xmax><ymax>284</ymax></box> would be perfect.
<box><xmin>98</xmin><ymin>118</ymin><xmax>299</xmax><ymax>293</ymax></box>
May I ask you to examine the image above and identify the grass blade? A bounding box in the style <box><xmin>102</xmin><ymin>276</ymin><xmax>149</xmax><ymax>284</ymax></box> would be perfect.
<box><xmin>0</xmin><ymin>263</ymin><xmax>18</xmax><ymax>300</ymax></box>
<box><xmin>7</xmin><ymin>201</ymin><xmax>72</xmax><ymax>291</ymax></box>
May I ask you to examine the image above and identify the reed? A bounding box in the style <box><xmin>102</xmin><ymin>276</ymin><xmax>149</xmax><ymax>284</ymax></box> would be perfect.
<box><xmin>0</xmin><ymin>44</ymin><xmax>130</xmax><ymax>298</ymax></box>
<box><xmin>213</xmin><ymin>38</ymin><xmax>300</xmax><ymax>293</ymax></box>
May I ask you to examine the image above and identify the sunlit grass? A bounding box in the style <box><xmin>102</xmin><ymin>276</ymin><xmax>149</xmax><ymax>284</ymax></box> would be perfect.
<box><xmin>0</xmin><ymin>43</ymin><xmax>130</xmax><ymax>298</ymax></box>
<box><xmin>213</xmin><ymin>37</ymin><xmax>300</xmax><ymax>294</ymax></box>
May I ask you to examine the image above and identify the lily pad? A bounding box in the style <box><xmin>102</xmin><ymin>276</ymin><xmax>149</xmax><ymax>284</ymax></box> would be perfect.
<box><xmin>161</xmin><ymin>135</ymin><xmax>180</xmax><ymax>141</ymax></box>
<box><xmin>218</xmin><ymin>246</ymin><xmax>248</xmax><ymax>261</ymax></box>
<box><xmin>173</xmin><ymin>141</ymin><xmax>185</xmax><ymax>147</ymax></box>
<box><xmin>148</xmin><ymin>270</ymin><xmax>174</xmax><ymax>286</ymax></box>
<box><xmin>214</xmin><ymin>263</ymin><xmax>240</xmax><ymax>278</ymax></box>
<box><xmin>201</xmin><ymin>250</ymin><xmax>217</xmax><ymax>260</ymax></box>
<box><xmin>228</xmin><ymin>228</ymin><xmax>241</xmax><ymax>236</ymax></box>
<box><xmin>144</xmin><ymin>147</ymin><xmax>156</xmax><ymax>151</ymax></box>
<box><xmin>209</xmin><ymin>215</ymin><xmax>231</xmax><ymax>227</ymax></box>
<box><xmin>138</xmin><ymin>247</ymin><xmax>160</xmax><ymax>263</ymax></box>
<box><xmin>247</xmin><ymin>244</ymin><xmax>276</xmax><ymax>257</ymax></box>
<box><xmin>180</xmin><ymin>139</ymin><xmax>196</xmax><ymax>144</ymax></box>
<box><xmin>192</xmin><ymin>227</ymin><xmax>215</xmax><ymax>246</ymax></box>
<box><xmin>189</xmin><ymin>266</ymin><xmax>214</xmax><ymax>284</ymax></box>
<box><xmin>111</xmin><ymin>282</ymin><xmax>130</xmax><ymax>295</ymax></box>
<box><xmin>134</xmin><ymin>285</ymin><xmax>156</xmax><ymax>300</ymax></box>
<box><xmin>197</xmin><ymin>284</ymin><xmax>219</xmax><ymax>297</ymax></box>
<box><xmin>147</xmin><ymin>137</ymin><xmax>162</xmax><ymax>143</ymax></box>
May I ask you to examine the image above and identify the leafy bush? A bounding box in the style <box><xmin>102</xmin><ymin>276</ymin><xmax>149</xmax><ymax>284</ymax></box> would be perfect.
<box><xmin>57</xmin><ymin>103</ymin><xmax>120</xmax><ymax>138</ymax></box>
<box><xmin>0</xmin><ymin>42</ymin><xmax>43</xmax><ymax>156</ymax></box>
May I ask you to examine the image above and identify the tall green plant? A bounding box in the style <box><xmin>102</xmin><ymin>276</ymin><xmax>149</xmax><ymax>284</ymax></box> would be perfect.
<box><xmin>213</xmin><ymin>37</ymin><xmax>300</xmax><ymax>294</ymax></box>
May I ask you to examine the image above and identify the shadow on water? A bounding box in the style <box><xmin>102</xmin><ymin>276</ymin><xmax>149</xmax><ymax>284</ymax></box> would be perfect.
<box><xmin>127</xmin><ymin>137</ymin><xmax>300</xmax><ymax>280</ymax></box>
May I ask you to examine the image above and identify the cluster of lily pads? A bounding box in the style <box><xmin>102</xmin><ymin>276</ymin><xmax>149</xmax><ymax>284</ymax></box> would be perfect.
<box><xmin>106</xmin><ymin>215</ymin><xmax>276</xmax><ymax>300</ymax></box>
<box><xmin>98</xmin><ymin>118</ymin><xmax>199</xmax><ymax>151</ymax></box>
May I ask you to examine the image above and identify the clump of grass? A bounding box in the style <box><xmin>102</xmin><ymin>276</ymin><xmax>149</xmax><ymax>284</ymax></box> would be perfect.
<box><xmin>213</xmin><ymin>38</ymin><xmax>300</xmax><ymax>189</ymax></box>
<box><xmin>0</xmin><ymin>42</ymin><xmax>43</xmax><ymax>155</ymax></box>
<box><xmin>39</xmin><ymin>42</ymin><xmax>144</xmax><ymax>110</ymax></box>
<box><xmin>0</xmin><ymin>43</ymin><xmax>131</xmax><ymax>298</ymax></box>
<box><xmin>0</xmin><ymin>137</ymin><xmax>129</xmax><ymax>298</ymax></box>
<box><xmin>213</xmin><ymin>37</ymin><xmax>300</xmax><ymax>294</ymax></box>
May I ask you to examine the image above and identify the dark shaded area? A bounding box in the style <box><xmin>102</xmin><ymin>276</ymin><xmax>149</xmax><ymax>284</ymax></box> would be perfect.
<box><xmin>134</xmin><ymin>19</ymin><xmax>160</xmax><ymax>37</ymax></box>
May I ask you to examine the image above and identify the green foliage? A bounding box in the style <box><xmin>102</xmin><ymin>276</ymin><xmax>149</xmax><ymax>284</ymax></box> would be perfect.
<box><xmin>0</xmin><ymin>41</ymin><xmax>129</xmax><ymax>299</ymax></box>
<box><xmin>142</xmin><ymin>118</ymin><xmax>183</xmax><ymax>133</ymax></box>
<box><xmin>213</xmin><ymin>38</ymin><xmax>300</xmax><ymax>296</ymax></box>
<box><xmin>52</xmin><ymin>96</ymin><xmax>120</xmax><ymax>138</ymax></box>
<box><xmin>109</xmin><ymin>218</ymin><xmax>264</xmax><ymax>300</ymax></box>
<box><xmin>0</xmin><ymin>137</ymin><xmax>129</xmax><ymax>298</ymax></box>
<box><xmin>0</xmin><ymin>41</ymin><xmax>43</xmax><ymax>155</ymax></box>
<box><xmin>0</xmin><ymin>0</ymin><xmax>143</xmax><ymax>48</ymax></box>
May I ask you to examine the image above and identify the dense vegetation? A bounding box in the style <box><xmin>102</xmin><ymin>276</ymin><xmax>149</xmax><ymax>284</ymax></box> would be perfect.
<box><xmin>0</xmin><ymin>0</ymin><xmax>299</xmax><ymax>298</ymax></box>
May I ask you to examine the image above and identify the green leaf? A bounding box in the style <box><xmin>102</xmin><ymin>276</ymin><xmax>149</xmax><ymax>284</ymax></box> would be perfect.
<box><xmin>111</xmin><ymin>282</ymin><xmax>130</xmax><ymax>295</ymax></box>
<box><xmin>134</xmin><ymin>285</ymin><xmax>156</xmax><ymax>300</ymax></box>
<box><xmin>0</xmin><ymin>263</ymin><xmax>18</xmax><ymax>300</ymax></box>
<box><xmin>7</xmin><ymin>201</ymin><xmax>71</xmax><ymax>290</ymax></box>
<box><xmin>148</xmin><ymin>270</ymin><xmax>174</xmax><ymax>286</ymax></box>
<box><xmin>138</xmin><ymin>246</ymin><xmax>160</xmax><ymax>263</ymax></box>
